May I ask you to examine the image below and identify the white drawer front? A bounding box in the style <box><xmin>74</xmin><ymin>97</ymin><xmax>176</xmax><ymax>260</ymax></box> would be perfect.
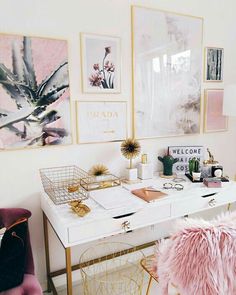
<box><xmin>129</xmin><ymin>202</ymin><xmax>171</xmax><ymax>226</ymax></box>
<box><xmin>68</xmin><ymin>202</ymin><xmax>171</xmax><ymax>244</ymax></box>
<box><xmin>68</xmin><ymin>219</ymin><xmax>119</xmax><ymax>244</ymax></box>
<box><xmin>171</xmin><ymin>194</ymin><xmax>231</xmax><ymax>217</ymax></box>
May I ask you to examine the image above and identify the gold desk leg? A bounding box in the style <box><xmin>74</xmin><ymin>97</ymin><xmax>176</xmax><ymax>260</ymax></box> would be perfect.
<box><xmin>146</xmin><ymin>276</ymin><xmax>153</xmax><ymax>295</ymax></box>
<box><xmin>43</xmin><ymin>212</ymin><xmax>52</xmax><ymax>293</ymax></box>
<box><xmin>65</xmin><ymin>247</ymin><xmax>73</xmax><ymax>295</ymax></box>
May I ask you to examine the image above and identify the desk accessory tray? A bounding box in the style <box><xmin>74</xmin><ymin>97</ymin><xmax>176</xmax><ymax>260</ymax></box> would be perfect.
<box><xmin>80</xmin><ymin>174</ymin><xmax>121</xmax><ymax>191</ymax></box>
<box><xmin>40</xmin><ymin>165</ymin><xmax>89</xmax><ymax>205</ymax></box>
<box><xmin>185</xmin><ymin>173</ymin><xmax>229</xmax><ymax>183</ymax></box>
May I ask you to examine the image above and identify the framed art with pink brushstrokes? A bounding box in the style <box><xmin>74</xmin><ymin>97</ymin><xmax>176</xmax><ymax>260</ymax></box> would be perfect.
<box><xmin>80</xmin><ymin>33</ymin><xmax>121</xmax><ymax>93</ymax></box>
<box><xmin>0</xmin><ymin>33</ymin><xmax>72</xmax><ymax>150</ymax></box>
<box><xmin>204</xmin><ymin>89</ymin><xmax>228</xmax><ymax>133</ymax></box>
<box><xmin>132</xmin><ymin>6</ymin><xmax>203</xmax><ymax>139</ymax></box>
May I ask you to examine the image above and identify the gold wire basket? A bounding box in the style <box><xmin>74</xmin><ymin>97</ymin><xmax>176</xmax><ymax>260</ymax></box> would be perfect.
<box><xmin>39</xmin><ymin>165</ymin><xmax>89</xmax><ymax>205</ymax></box>
<box><xmin>80</xmin><ymin>242</ymin><xmax>144</xmax><ymax>295</ymax></box>
<box><xmin>80</xmin><ymin>174</ymin><xmax>121</xmax><ymax>191</ymax></box>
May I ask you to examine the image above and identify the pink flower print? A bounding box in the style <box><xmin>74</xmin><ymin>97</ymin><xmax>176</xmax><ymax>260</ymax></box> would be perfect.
<box><xmin>88</xmin><ymin>45</ymin><xmax>115</xmax><ymax>89</ymax></box>
<box><xmin>89</xmin><ymin>73</ymin><xmax>103</xmax><ymax>87</ymax></box>
<box><xmin>93</xmin><ymin>63</ymin><xmax>99</xmax><ymax>71</ymax></box>
<box><xmin>104</xmin><ymin>46</ymin><xmax>111</xmax><ymax>58</ymax></box>
<box><xmin>104</xmin><ymin>61</ymin><xmax>115</xmax><ymax>72</ymax></box>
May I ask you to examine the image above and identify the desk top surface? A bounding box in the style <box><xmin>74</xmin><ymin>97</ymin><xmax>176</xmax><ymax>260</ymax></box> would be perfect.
<box><xmin>41</xmin><ymin>175</ymin><xmax>235</xmax><ymax>227</ymax></box>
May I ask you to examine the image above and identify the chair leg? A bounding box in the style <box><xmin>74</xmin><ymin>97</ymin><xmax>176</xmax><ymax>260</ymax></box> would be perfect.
<box><xmin>146</xmin><ymin>276</ymin><xmax>153</xmax><ymax>295</ymax></box>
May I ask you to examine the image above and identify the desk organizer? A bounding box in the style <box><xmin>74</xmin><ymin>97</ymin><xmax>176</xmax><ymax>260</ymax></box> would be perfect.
<box><xmin>185</xmin><ymin>173</ymin><xmax>203</xmax><ymax>183</ymax></box>
<box><xmin>80</xmin><ymin>174</ymin><xmax>121</xmax><ymax>191</ymax></box>
<box><xmin>40</xmin><ymin>165</ymin><xmax>89</xmax><ymax>205</ymax></box>
<box><xmin>185</xmin><ymin>173</ymin><xmax>229</xmax><ymax>183</ymax></box>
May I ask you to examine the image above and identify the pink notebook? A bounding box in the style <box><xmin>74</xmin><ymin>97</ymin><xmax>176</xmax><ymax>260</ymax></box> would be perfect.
<box><xmin>131</xmin><ymin>187</ymin><xmax>168</xmax><ymax>202</ymax></box>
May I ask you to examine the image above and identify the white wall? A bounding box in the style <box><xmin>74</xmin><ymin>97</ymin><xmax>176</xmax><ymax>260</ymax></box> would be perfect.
<box><xmin>0</xmin><ymin>0</ymin><xmax>236</xmax><ymax>289</ymax></box>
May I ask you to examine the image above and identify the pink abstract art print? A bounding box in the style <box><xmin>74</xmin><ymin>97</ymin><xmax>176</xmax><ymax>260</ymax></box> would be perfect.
<box><xmin>0</xmin><ymin>33</ymin><xmax>72</xmax><ymax>150</ymax></box>
<box><xmin>204</xmin><ymin>89</ymin><xmax>228</xmax><ymax>132</ymax></box>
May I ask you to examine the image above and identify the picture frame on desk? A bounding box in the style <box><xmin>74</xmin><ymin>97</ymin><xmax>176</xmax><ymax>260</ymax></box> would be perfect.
<box><xmin>131</xmin><ymin>6</ymin><xmax>203</xmax><ymax>139</ymax></box>
<box><xmin>168</xmin><ymin>145</ymin><xmax>204</xmax><ymax>174</ymax></box>
<box><xmin>76</xmin><ymin>101</ymin><xmax>127</xmax><ymax>144</ymax></box>
<box><xmin>204</xmin><ymin>89</ymin><xmax>228</xmax><ymax>133</ymax></box>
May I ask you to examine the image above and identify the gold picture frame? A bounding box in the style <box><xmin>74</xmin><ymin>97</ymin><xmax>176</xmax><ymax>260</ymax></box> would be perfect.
<box><xmin>131</xmin><ymin>5</ymin><xmax>203</xmax><ymax>139</ymax></box>
<box><xmin>76</xmin><ymin>101</ymin><xmax>128</xmax><ymax>144</ymax></box>
<box><xmin>0</xmin><ymin>32</ymin><xmax>73</xmax><ymax>151</ymax></box>
<box><xmin>204</xmin><ymin>89</ymin><xmax>228</xmax><ymax>133</ymax></box>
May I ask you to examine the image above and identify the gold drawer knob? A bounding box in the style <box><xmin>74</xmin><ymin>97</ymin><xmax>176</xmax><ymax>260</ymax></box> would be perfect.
<box><xmin>208</xmin><ymin>198</ymin><xmax>216</xmax><ymax>207</ymax></box>
<box><xmin>122</xmin><ymin>221</ymin><xmax>131</xmax><ymax>232</ymax></box>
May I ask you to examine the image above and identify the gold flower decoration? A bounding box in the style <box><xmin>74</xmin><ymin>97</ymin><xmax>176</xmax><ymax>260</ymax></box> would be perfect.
<box><xmin>89</xmin><ymin>164</ymin><xmax>109</xmax><ymax>176</ymax></box>
<box><xmin>121</xmin><ymin>138</ymin><xmax>141</xmax><ymax>168</ymax></box>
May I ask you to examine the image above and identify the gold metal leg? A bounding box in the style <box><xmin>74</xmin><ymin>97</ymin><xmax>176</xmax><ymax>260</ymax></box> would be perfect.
<box><xmin>146</xmin><ymin>276</ymin><xmax>153</xmax><ymax>295</ymax></box>
<box><xmin>65</xmin><ymin>247</ymin><xmax>73</xmax><ymax>295</ymax></box>
<box><xmin>227</xmin><ymin>203</ymin><xmax>231</xmax><ymax>211</ymax></box>
<box><xmin>43</xmin><ymin>212</ymin><xmax>52</xmax><ymax>293</ymax></box>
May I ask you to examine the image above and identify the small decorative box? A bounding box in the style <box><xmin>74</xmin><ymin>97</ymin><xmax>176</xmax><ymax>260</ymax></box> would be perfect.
<box><xmin>80</xmin><ymin>174</ymin><xmax>121</xmax><ymax>191</ymax></box>
<box><xmin>203</xmin><ymin>178</ymin><xmax>222</xmax><ymax>188</ymax></box>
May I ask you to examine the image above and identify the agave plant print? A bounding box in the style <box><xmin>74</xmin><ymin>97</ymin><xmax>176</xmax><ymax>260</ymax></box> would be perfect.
<box><xmin>81</xmin><ymin>34</ymin><xmax>121</xmax><ymax>93</ymax></box>
<box><xmin>0</xmin><ymin>34</ymin><xmax>71</xmax><ymax>150</ymax></box>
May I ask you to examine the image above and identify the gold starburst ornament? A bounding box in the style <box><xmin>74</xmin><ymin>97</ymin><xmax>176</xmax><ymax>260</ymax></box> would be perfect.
<box><xmin>89</xmin><ymin>164</ymin><xmax>109</xmax><ymax>176</ymax></box>
<box><xmin>121</xmin><ymin>138</ymin><xmax>141</xmax><ymax>169</ymax></box>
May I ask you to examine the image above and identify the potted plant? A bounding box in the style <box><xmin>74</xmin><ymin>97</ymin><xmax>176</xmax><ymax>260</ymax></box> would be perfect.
<box><xmin>189</xmin><ymin>158</ymin><xmax>201</xmax><ymax>181</ymax></box>
<box><xmin>121</xmin><ymin>138</ymin><xmax>141</xmax><ymax>181</ymax></box>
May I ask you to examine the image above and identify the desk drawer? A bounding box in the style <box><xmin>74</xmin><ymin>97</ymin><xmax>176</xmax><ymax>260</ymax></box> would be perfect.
<box><xmin>68</xmin><ymin>202</ymin><xmax>171</xmax><ymax>244</ymax></box>
<box><xmin>171</xmin><ymin>194</ymin><xmax>229</xmax><ymax>217</ymax></box>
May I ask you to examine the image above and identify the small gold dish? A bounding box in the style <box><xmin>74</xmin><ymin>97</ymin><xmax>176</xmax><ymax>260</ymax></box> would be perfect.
<box><xmin>69</xmin><ymin>200</ymin><xmax>90</xmax><ymax>217</ymax></box>
<box><xmin>68</xmin><ymin>185</ymin><xmax>80</xmax><ymax>193</ymax></box>
<box><xmin>99</xmin><ymin>181</ymin><xmax>113</xmax><ymax>189</ymax></box>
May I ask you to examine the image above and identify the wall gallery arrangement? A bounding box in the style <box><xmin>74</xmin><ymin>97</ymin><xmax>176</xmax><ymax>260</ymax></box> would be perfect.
<box><xmin>204</xmin><ymin>89</ymin><xmax>228</xmax><ymax>132</ymax></box>
<box><xmin>205</xmin><ymin>47</ymin><xmax>224</xmax><ymax>82</ymax></box>
<box><xmin>80</xmin><ymin>33</ymin><xmax>121</xmax><ymax>93</ymax></box>
<box><xmin>0</xmin><ymin>33</ymin><xmax>72</xmax><ymax>150</ymax></box>
<box><xmin>0</xmin><ymin>6</ymin><xmax>228</xmax><ymax>151</ymax></box>
<box><xmin>132</xmin><ymin>6</ymin><xmax>203</xmax><ymax>139</ymax></box>
<box><xmin>76</xmin><ymin>101</ymin><xmax>127</xmax><ymax>143</ymax></box>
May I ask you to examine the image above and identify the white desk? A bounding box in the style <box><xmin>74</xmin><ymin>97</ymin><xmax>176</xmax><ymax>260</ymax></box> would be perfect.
<box><xmin>41</xmin><ymin>176</ymin><xmax>236</xmax><ymax>295</ymax></box>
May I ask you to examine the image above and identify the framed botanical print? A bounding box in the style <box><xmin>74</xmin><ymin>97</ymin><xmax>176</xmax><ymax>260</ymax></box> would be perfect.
<box><xmin>76</xmin><ymin>101</ymin><xmax>127</xmax><ymax>143</ymax></box>
<box><xmin>204</xmin><ymin>89</ymin><xmax>228</xmax><ymax>132</ymax></box>
<box><xmin>132</xmin><ymin>6</ymin><xmax>203</xmax><ymax>139</ymax></box>
<box><xmin>205</xmin><ymin>47</ymin><xmax>224</xmax><ymax>82</ymax></box>
<box><xmin>80</xmin><ymin>33</ymin><xmax>121</xmax><ymax>93</ymax></box>
<box><xmin>0</xmin><ymin>33</ymin><xmax>72</xmax><ymax>150</ymax></box>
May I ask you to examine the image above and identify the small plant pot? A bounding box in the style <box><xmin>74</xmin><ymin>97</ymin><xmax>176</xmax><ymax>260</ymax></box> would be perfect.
<box><xmin>126</xmin><ymin>168</ymin><xmax>138</xmax><ymax>181</ymax></box>
<box><xmin>192</xmin><ymin>171</ymin><xmax>201</xmax><ymax>181</ymax></box>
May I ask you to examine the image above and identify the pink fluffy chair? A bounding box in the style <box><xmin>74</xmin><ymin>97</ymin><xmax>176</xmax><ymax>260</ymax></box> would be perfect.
<box><xmin>0</xmin><ymin>208</ymin><xmax>43</xmax><ymax>295</ymax></box>
<box><xmin>155</xmin><ymin>212</ymin><xmax>236</xmax><ymax>295</ymax></box>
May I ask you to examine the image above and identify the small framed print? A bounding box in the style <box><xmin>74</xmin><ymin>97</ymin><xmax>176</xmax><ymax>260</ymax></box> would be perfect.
<box><xmin>205</xmin><ymin>47</ymin><xmax>224</xmax><ymax>82</ymax></box>
<box><xmin>80</xmin><ymin>33</ymin><xmax>121</xmax><ymax>93</ymax></box>
<box><xmin>76</xmin><ymin>101</ymin><xmax>127</xmax><ymax>143</ymax></box>
<box><xmin>204</xmin><ymin>89</ymin><xmax>228</xmax><ymax>132</ymax></box>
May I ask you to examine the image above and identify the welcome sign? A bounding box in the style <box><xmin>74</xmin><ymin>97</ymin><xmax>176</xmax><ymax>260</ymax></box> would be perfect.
<box><xmin>168</xmin><ymin>146</ymin><xmax>204</xmax><ymax>174</ymax></box>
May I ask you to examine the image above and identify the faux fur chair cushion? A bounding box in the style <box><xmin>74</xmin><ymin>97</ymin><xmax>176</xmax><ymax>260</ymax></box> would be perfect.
<box><xmin>155</xmin><ymin>211</ymin><xmax>236</xmax><ymax>295</ymax></box>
